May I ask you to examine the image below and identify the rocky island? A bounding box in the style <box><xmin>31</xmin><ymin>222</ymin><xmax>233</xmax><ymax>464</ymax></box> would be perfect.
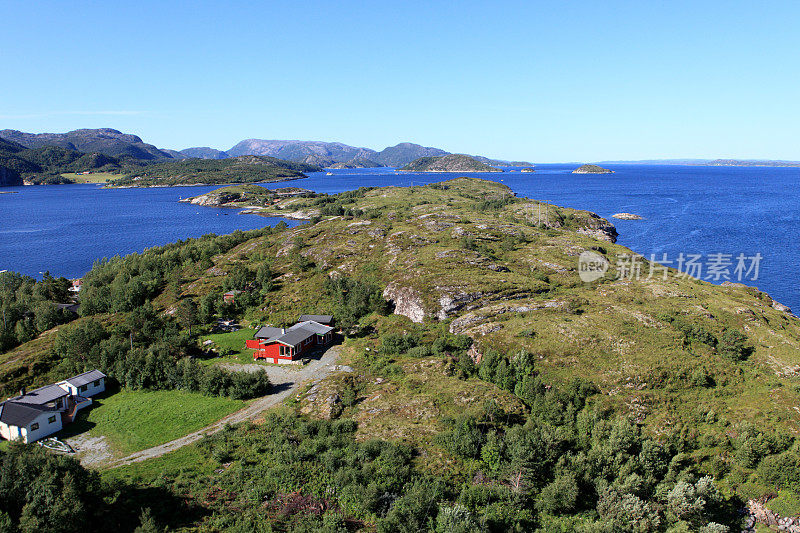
<box><xmin>399</xmin><ymin>153</ymin><xmax>502</xmax><ymax>172</ymax></box>
<box><xmin>180</xmin><ymin>183</ymin><xmax>312</xmax><ymax>208</ymax></box>
<box><xmin>612</xmin><ymin>212</ymin><xmax>643</xmax><ymax>220</ymax></box>
<box><xmin>573</xmin><ymin>163</ymin><xmax>614</xmax><ymax>174</ymax></box>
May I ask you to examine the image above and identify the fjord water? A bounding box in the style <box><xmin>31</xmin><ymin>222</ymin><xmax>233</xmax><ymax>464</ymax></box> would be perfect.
<box><xmin>1</xmin><ymin>164</ymin><xmax>798</xmax><ymax>311</ymax></box>
<box><xmin>0</xmin><ymin>184</ymin><xmax>299</xmax><ymax>278</ymax></box>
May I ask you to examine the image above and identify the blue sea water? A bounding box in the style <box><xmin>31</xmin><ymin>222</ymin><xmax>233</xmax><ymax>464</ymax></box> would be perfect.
<box><xmin>1</xmin><ymin>164</ymin><xmax>798</xmax><ymax>311</ymax></box>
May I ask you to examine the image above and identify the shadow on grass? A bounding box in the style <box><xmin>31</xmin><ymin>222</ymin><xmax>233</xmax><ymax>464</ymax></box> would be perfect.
<box><xmin>103</xmin><ymin>480</ymin><xmax>210</xmax><ymax>531</ymax></box>
<box><xmin>57</xmin><ymin>384</ymin><xmax>122</xmax><ymax>440</ymax></box>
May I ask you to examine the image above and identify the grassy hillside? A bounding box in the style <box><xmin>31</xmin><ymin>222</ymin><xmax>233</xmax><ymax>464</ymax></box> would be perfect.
<box><xmin>3</xmin><ymin>177</ymin><xmax>800</xmax><ymax>530</ymax></box>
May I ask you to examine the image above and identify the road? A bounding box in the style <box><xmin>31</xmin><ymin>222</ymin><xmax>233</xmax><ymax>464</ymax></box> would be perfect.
<box><xmin>96</xmin><ymin>345</ymin><xmax>342</xmax><ymax>468</ymax></box>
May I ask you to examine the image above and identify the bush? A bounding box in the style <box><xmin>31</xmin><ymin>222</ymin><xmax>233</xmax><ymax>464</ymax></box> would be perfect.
<box><xmin>438</xmin><ymin>417</ymin><xmax>485</xmax><ymax>459</ymax></box>
<box><xmin>379</xmin><ymin>333</ymin><xmax>420</xmax><ymax>354</ymax></box>
<box><xmin>537</xmin><ymin>473</ymin><xmax>579</xmax><ymax>515</ymax></box>
<box><xmin>718</xmin><ymin>329</ymin><xmax>752</xmax><ymax>361</ymax></box>
<box><xmin>407</xmin><ymin>345</ymin><xmax>432</xmax><ymax>358</ymax></box>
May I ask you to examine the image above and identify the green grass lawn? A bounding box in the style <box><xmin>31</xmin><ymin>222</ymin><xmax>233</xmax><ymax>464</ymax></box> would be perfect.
<box><xmin>199</xmin><ymin>328</ymin><xmax>261</xmax><ymax>365</ymax></box>
<box><xmin>64</xmin><ymin>389</ymin><xmax>246</xmax><ymax>456</ymax></box>
<box><xmin>61</xmin><ymin>172</ymin><xmax>118</xmax><ymax>183</ymax></box>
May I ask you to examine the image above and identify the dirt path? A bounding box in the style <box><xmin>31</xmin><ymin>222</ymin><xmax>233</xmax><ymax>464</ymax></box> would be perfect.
<box><xmin>94</xmin><ymin>346</ymin><xmax>343</xmax><ymax>469</ymax></box>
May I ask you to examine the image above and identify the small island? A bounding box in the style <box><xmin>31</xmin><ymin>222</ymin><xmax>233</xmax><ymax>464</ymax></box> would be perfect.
<box><xmin>180</xmin><ymin>184</ymin><xmax>312</xmax><ymax>208</ymax></box>
<box><xmin>572</xmin><ymin>164</ymin><xmax>613</xmax><ymax>174</ymax></box>
<box><xmin>328</xmin><ymin>158</ymin><xmax>385</xmax><ymax>169</ymax></box>
<box><xmin>520</xmin><ymin>167</ymin><xmax>535</xmax><ymax>173</ymax></box>
<box><xmin>399</xmin><ymin>154</ymin><xmax>502</xmax><ymax>172</ymax></box>
<box><xmin>612</xmin><ymin>213</ymin><xmax>643</xmax><ymax>220</ymax></box>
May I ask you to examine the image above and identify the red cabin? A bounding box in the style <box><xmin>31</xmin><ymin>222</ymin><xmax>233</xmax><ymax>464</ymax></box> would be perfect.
<box><xmin>246</xmin><ymin>319</ymin><xmax>334</xmax><ymax>364</ymax></box>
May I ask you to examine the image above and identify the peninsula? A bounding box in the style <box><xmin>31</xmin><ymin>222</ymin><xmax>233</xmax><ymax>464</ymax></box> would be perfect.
<box><xmin>107</xmin><ymin>156</ymin><xmax>320</xmax><ymax>187</ymax></box>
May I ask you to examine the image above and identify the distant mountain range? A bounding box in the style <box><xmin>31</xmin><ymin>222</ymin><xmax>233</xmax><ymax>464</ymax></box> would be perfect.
<box><xmin>180</xmin><ymin>139</ymin><xmax>525</xmax><ymax>168</ymax></box>
<box><xmin>597</xmin><ymin>158</ymin><xmax>800</xmax><ymax>167</ymax></box>
<box><xmin>0</xmin><ymin>128</ymin><xmax>534</xmax><ymax>169</ymax></box>
<box><xmin>0</xmin><ymin>128</ymin><xmax>173</xmax><ymax>160</ymax></box>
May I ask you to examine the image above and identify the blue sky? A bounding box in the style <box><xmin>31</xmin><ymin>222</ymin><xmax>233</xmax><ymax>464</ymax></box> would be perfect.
<box><xmin>1</xmin><ymin>1</ymin><xmax>798</xmax><ymax>162</ymax></box>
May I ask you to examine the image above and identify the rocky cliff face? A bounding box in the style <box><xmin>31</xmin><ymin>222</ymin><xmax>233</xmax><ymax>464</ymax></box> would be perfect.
<box><xmin>382</xmin><ymin>283</ymin><xmax>426</xmax><ymax>323</ymax></box>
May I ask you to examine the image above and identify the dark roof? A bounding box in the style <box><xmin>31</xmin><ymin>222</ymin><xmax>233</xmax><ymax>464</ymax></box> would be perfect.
<box><xmin>0</xmin><ymin>401</ymin><xmax>55</xmax><ymax>427</ymax></box>
<box><xmin>290</xmin><ymin>321</ymin><xmax>334</xmax><ymax>335</ymax></box>
<box><xmin>55</xmin><ymin>303</ymin><xmax>80</xmax><ymax>314</ymax></box>
<box><xmin>63</xmin><ymin>370</ymin><xmax>106</xmax><ymax>388</ymax></box>
<box><xmin>12</xmin><ymin>384</ymin><xmax>68</xmax><ymax>406</ymax></box>
<box><xmin>298</xmin><ymin>314</ymin><xmax>333</xmax><ymax>324</ymax></box>
<box><xmin>268</xmin><ymin>321</ymin><xmax>335</xmax><ymax>347</ymax></box>
<box><xmin>254</xmin><ymin>326</ymin><xmax>284</xmax><ymax>339</ymax></box>
<box><xmin>275</xmin><ymin>327</ymin><xmax>313</xmax><ymax>347</ymax></box>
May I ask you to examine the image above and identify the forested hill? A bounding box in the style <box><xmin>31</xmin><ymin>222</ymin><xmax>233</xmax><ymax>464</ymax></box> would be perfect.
<box><xmin>0</xmin><ymin>140</ymin><xmax>128</xmax><ymax>185</ymax></box>
<box><xmin>2</xmin><ymin>177</ymin><xmax>799</xmax><ymax>530</ymax></box>
<box><xmin>0</xmin><ymin>128</ymin><xmax>174</xmax><ymax>160</ymax></box>
<box><xmin>399</xmin><ymin>153</ymin><xmax>502</xmax><ymax>172</ymax></box>
<box><xmin>107</xmin><ymin>155</ymin><xmax>321</xmax><ymax>186</ymax></box>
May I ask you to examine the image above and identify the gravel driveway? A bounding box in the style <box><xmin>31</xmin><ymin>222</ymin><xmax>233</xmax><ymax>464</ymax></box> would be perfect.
<box><xmin>95</xmin><ymin>345</ymin><xmax>342</xmax><ymax>468</ymax></box>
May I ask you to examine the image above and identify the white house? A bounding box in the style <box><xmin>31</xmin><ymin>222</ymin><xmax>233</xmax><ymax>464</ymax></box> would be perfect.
<box><xmin>0</xmin><ymin>402</ymin><xmax>64</xmax><ymax>444</ymax></box>
<box><xmin>58</xmin><ymin>370</ymin><xmax>106</xmax><ymax>399</ymax></box>
<box><xmin>0</xmin><ymin>369</ymin><xmax>106</xmax><ymax>444</ymax></box>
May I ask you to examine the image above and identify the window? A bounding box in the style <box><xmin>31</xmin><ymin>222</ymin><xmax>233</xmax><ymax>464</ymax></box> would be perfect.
<box><xmin>30</xmin><ymin>423</ymin><xmax>39</xmax><ymax>431</ymax></box>
<box><xmin>79</xmin><ymin>385</ymin><xmax>87</xmax><ymax>393</ymax></box>
<box><xmin>93</xmin><ymin>380</ymin><xmax>100</xmax><ymax>387</ymax></box>
<box><xmin>48</xmin><ymin>416</ymin><xmax>56</xmax><ymax>424</ymax></box>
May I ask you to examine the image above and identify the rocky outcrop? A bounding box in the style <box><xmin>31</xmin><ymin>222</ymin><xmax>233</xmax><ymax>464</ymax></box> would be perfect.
<box><xmin>436</xmin><ymin>291</ymin><xmax>486</xmax><ymax>320</ymax></box>
<box><xmin>612</xmin><ymin>213</ymin><xmax>643</xmax><ymax>220</ymax></box>
<box><xmin>747</xmin><ymin>499</ymin><xmax>800</xmax><ymax>532</ymax></box>
<box><xmin>183</xmin><ymin>192</ymin><xmax>239</xmax><ymax>206</ymax></box>
<box><xmin>383</xmin><ymin>282</ymin><xmax>426</xmax><ymax>323</ymax></box>
<box><xmin>772</xmin><ymin>300</ymin><xmax>793</xmax><ymax>314</ymax></box>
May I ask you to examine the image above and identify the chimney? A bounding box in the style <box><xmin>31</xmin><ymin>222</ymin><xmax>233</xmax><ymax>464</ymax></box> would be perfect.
<box><xmin>19</xmin><ymin>387</ymin><xmax>25</xmax><ymax>396</ymax></box>
<box><xmin>281</xmin><ymin>328</ymin><xmax>286</xmax><ymax>334</ymax></box>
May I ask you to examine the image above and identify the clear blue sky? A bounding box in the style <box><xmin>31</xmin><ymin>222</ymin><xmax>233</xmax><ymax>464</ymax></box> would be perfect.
<box><xmin>2</xmin><ymin>1</ymin><xmax>798</xmax><ymax>162</ymax></box>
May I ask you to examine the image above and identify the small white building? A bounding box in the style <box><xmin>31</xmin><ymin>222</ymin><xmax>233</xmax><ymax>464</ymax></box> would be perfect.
<box><xmin>58</xmin><ymin>370</ymin><xmax>106</xmax><ymax>398</ymax></box>
<box><xmin>0</xmin><ymin>370</ymin><xmax>107</xmax><ymax>444</ymax></box>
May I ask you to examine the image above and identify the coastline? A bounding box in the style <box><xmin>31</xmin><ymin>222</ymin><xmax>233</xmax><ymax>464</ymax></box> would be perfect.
<box><xmin>104</xmin><ymin>175</ymin><xmax>308</xmax><ymax>189</ymax></box>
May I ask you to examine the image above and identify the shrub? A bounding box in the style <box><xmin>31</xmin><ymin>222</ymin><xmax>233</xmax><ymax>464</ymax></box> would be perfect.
<box><xmin>718</xmin><ymin>329</ymin><xmax>752</xmax><ymax>361</ymax></box>
<box><xmin>536</xmin><ymin>473</ymin><xmax>579</xmax><ymax>515</ymax></box>
<box><xmin>438</xmin><ymin>417</ymin><xmax>485</xmax><ymax>459</ymax></box>
<box><xmin>407</xmin><ymin>345</ymin><xmax>432</xmax><ymax>358</ymax></box>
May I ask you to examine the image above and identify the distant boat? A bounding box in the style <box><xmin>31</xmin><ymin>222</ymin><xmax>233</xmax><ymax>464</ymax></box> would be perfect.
<box><xmin>326</xmin><ymin>172</ymin><xmax>333</xmax><ymax>175</ymax></box>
